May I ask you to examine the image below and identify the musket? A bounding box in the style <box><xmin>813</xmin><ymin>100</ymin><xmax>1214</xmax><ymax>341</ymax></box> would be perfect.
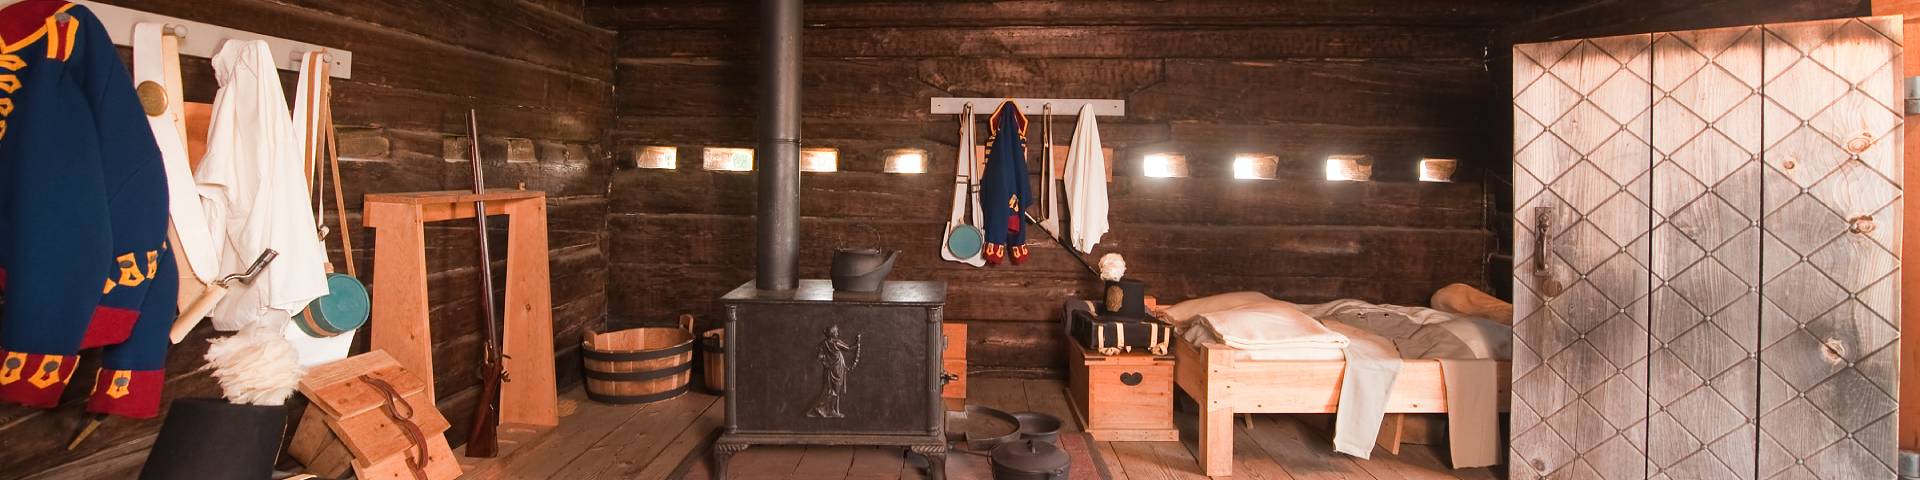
<box><xmin>463</xmin><ymin>110</ymin><xmax>504</xmax><ymax>458</ymax></box>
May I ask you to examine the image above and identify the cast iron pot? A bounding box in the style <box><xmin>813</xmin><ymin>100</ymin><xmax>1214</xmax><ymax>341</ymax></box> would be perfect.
<box><xmin>990</xmin><ymin>439</ymin><xmax>1071</xmax><ymax>480</ymax></box>
<box><xmin>139</xmin><ymin>398</ymin><xmax>287</xmax><ymax>480</ymax></box>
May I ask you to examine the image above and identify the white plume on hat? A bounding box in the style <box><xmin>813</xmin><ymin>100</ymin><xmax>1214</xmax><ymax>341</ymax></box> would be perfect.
<box><xmin>1099</xmin><ymin>253</ymin><xmax>1126</xmax><ymax>281</ymax></box>
<box><xmin>202</xmin><ymin>324</ymin><xmax>304</xmax><ymax>406</ymax></box>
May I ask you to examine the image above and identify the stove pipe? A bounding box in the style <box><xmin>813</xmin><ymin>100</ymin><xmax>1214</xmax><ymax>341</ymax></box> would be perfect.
<box><xmin>756</xmin><ymin>0</ymin><xmax>802</xmax><ymax>290</ymax></box>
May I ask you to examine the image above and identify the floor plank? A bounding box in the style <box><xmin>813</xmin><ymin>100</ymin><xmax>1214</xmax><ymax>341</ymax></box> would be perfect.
<box><xmin>845</xmin><ymin>447</ymin><xmax>906</xmax><ymax>480</ymax></box>
<box><xmin>943</xmin><ymin>449</ymin><xmax>994</xmax><ymax>480</ymax></box>
<box><xmin>1147</xmin><ymin>440</ymin><xmax>1210</xmax><ymax>480</ymax></box>
<box><xmin>463</xmin><ymin>396</ymin><xmax>646</xmax><ymax>479</ymax></box>
<box><xmin>1109</xmin><ymin>441</ymin><xmax>1174</xmax><ymax>480</ymax></box>
<box><xmin>1226</xmin><ymin>423</ymin><xmax>1299</xmax><ymax>480</ymax></box>
<box><xmin>734</xmin><ymin>445</ymin><xmax>809</xmax><ymax>480</ymax></box>
<box><xmin>550</xmin><ymin>391</ymin><xmax>716</xmax><ymax>478</ymax></box>
<box><xmin>1094</xmin><ymin>441</ymin><xmax>1129</xmax><ymax>479</ymax></box>
<box><xmin>1242</xmin><ymin>415</ymin><xmax>1377</xmax><ymax>480</ymax></box>
<box><xmin>968</xmin><ymin>377</ymin><xmax>1031</xmax><ymax>413</ymax></box>
<box><xmin>1020</xmin><ymin>379</ymin><xmax>1082</xmax><ymax>433</ymax></box>
<box><xmin>1396</xmin><ymin>444</ymin><xmax>1494</xmax><ymax>480</ymax></box>
<box><xmin>456</xmin><ymin>377</ymin><xmax>1507</xmax><ymax>480</ymax></box>
<box><xmin>627</xmin><ymin>397</ymin><xmax>724</xmax><ymax>480</ymax></box>
<box><xmin>1349</xmin><ymin>448</ymin><xmax>1408</xmax><ymax>480</ymax></box>
<box><xmin>793</xmin><ymin>445</ymin><xmax>858</xmax><ymax>478</ymax></box>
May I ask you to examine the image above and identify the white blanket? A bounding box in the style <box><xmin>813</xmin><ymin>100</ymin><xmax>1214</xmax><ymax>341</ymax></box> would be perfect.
<box><xmin>1191</xmin><ymin>306</ymin><xmax>1348</xmax><ymax>351</ymax></box>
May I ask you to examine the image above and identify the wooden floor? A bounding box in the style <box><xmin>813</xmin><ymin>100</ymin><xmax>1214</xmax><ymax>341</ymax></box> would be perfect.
<box><xmin>459</xmin><ymin>377</ymin><xmax>1498</xmax><ymax>479</ymax></box>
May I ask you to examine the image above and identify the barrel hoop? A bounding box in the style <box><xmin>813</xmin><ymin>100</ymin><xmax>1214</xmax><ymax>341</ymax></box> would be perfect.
<box><xmin>583</xmin><ymin>362</ymin><xmax>692</xmax><ymax>382</ymax></box>
<box><xmin>581</xmin><ymin>341</ymin><xmax>692</xmax><ymax>361</ymax></box>
<box><xmin>585</xmin><ymin>384</ymin><xmax>691</xmax><ymax>405</ymax></box>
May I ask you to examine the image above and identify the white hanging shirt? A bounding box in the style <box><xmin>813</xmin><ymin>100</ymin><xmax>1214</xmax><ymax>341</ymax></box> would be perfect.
<box><xmin>1063</xmin><ymin>105</ymin><xmax>1109</xmax><ymax>253</ymax></box>
<box><xmin>198</xmin><ymin>40</ymin><xmax>328</xmax><ymax>330</ymax></box>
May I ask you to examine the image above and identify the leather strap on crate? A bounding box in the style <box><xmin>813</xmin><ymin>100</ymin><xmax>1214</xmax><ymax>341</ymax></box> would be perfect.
<box><xmin>362</xmin><ymin>374</ymin><xmax>429</xmax><ymax>480</ymax></box>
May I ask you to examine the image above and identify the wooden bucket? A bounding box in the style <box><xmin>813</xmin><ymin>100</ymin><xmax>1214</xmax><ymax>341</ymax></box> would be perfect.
<box><xmin>700</xmin><ymin>329</ymin><xmax>725</xmax><ymax>393</ymax></box>
<box><xmin>582</xmin><ymin>314</ymin><xmax>694</xmax><ymax>404</ymax></box>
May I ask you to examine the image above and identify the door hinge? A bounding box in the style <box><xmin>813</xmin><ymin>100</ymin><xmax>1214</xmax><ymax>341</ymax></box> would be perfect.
<box><xmin>1906</xmin><ymin>76</ymin><xmax>1920</xmax><ymax>115</ymax></box>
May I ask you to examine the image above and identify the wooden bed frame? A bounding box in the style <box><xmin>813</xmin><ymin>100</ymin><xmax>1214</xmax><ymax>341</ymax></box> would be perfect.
<box><xmin>1172</xmin><ymin>334</ymin><xmax>1510</xmax><ymax>477</ymax></box>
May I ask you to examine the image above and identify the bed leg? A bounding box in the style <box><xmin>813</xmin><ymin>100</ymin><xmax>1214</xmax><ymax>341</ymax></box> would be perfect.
<box><xmin>1199</xmin><ymin>408</ymin><xmax>1234</xmax><ymax>477</ymax></box>
<box><xmin>1375</xmin><ymin>413</ymin><xmax>1405</xmax><ymax>455</ymax></box>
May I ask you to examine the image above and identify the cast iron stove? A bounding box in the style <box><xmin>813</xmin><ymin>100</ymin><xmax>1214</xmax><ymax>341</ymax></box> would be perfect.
<box><xmin>713</xmin><ymin>279</ymin><xmax>948</xmax><ymax>479</ymax></box>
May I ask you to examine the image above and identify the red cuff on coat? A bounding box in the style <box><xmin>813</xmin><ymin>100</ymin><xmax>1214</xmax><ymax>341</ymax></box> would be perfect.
<box><xmin>79</xmin><ymin>305</ymin><xmax>139</xmax><ymax>349</ymax></box>
<box><xmin>86</xmin><ymin>369</ymin><xmax>163</xmax><ymax>419</ymax></box>
<box><xmin>0</xmin><ymin>351</ymin><xmax>77</xmax><ymax>408</ymax></box>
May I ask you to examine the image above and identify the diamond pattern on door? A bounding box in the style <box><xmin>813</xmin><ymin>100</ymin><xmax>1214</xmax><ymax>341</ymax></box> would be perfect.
<box><xmin>1514</xmin><ymin>16</ymin><xmax>1899</xmax><ymax>480</ymax></box>
<box><xmin>1651</xmin><ymin>25</ymin><xmax>1763</xmax><ymax>480</ymax></box>
<box><xmin>1758</xmin><ymin>16</ymin><xmax>1901</xmax><ymax>479</ymax></box>
<box><xmin>1511</xmin><ymin>33</ymin><xmax>1652</xmax><ymax>479</ymax></box>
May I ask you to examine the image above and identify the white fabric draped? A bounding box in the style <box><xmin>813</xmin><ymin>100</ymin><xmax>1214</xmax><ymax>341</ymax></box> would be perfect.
<box><xmin>1062</xmin><ymin>105</ymin><xmax>1108</xmax><ymax>252</ymax></box>
<box><xmin>197</xmin><ymin>40</ymin><xmax>328</xmax><ymax>330</ymax></box>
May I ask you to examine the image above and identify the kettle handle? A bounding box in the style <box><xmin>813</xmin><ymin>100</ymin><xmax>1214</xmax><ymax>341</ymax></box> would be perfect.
<box><xmin>854</xmin><ymin>223</ymin><xmax>880</xmax><ymax>249</ymax></box>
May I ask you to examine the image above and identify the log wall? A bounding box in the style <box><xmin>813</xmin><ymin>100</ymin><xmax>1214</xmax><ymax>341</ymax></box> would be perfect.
<box><xmin>594</xmin><ymin>0</ymin><xmax>1539</xmax><ymax>373</ymax></box>
<box><xmin>2</xmin><ymin>0</ymin><xmax>612</xmax><ymax>477</ymax></box>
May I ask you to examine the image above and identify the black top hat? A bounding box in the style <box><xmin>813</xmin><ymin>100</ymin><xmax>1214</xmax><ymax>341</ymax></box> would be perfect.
<box><xmin>139</xmin><ymin>398</ymin><xmax>287</xmax><ymax>480</ymax></box>
<box><xmin>1097</xmin><ymin>279</ymin><xmax>1149</xmax><ymax>322</ymax></box>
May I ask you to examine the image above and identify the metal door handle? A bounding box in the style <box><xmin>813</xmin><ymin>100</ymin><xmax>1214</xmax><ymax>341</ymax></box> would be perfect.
<box><xmin>1534</xmin><ymin>207</ymin><xmax>1566</xmax><ymax>298</ymax></box>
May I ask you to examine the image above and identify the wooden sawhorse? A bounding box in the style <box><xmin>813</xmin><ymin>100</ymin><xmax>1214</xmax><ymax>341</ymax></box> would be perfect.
<box><xmin>363</xmin><ymin>189</ymin><xmax>559</xmax><ymax>431</ymax></box>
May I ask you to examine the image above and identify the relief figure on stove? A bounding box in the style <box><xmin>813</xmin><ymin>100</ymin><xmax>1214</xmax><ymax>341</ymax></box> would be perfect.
<box><xmin>807</xmin><ymin>325</ymin><xmax>864</xmax><ymax>418</ymax></box>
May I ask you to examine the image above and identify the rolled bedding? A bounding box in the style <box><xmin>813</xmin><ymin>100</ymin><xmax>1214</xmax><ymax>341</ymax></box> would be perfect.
<box><xmin>1172</xmin><ymin>293</ymin><xmax>1349</xmax><ymax>351</ymax></box>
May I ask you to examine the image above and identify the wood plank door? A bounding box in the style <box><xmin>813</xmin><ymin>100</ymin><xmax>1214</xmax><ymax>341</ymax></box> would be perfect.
<box><xmin>1512</xmin><ymin>15</ymin><xmax>1903</xmax><ymax>479</ymax></box>
<box><xmin>1510</xmin><ymin>33</ymin><xmax>1655</xmax><ymax>479</ymax></box>
<box><xmin>1867</xmin><ymin>1</ymin><xmax>1920</xmax><ymax>452</ymax></box>
<box><xmin>1647</xmin><ymin>25</ymin><xmax>1766</xmax><ymax>479</ymax></box>
<box><xmin>1756</xmin><ymin>16</ymin><xmax>1903</xmax><ymax>479</ymax></box>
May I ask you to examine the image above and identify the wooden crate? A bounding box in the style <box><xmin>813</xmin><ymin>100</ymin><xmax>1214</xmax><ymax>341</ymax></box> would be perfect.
<box><xmin>1066</xmin><ymin>341</ymin><xmax>1177</xmax><ymax>441</ymax></box>
<box><xmin>289</xmin><ymin>351</ymin><xmax>461</xmax><ymax>480</ymax></box>
<box><xmin>941</xmin><ymin>323</ymin><xmax>967</xmax><ymax>410</ymax></box>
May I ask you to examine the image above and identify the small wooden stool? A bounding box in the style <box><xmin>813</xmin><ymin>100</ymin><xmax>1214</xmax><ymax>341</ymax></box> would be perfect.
<box><xmin>362</xmin><ymin>189</ymin><xmax>559</xmax><ymax>429</ymax></box>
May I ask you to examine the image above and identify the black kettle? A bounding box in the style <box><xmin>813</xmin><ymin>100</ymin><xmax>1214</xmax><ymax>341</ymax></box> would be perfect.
<box><xmin>831</xmin><ymin>247</ymin><xmax>899</xmax><ymax>293</ymax></box>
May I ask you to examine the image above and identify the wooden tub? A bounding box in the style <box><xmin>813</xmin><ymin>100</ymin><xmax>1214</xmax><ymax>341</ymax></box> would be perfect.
<box><xmin>582</xmin><ymin>314</ymin><xmax>695</xmax><ymax>404</ymax></box>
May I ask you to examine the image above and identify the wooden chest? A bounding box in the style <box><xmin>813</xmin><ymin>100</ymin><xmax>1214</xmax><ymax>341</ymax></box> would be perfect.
<box><xmin>1067</xmin><ymin>341</ymin><xmax>1177</xmax><ymax>441</ymax></box>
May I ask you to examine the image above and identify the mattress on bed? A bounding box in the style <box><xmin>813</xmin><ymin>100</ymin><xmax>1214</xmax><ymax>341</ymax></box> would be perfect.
<box><xmin>1184</xmin><ymin>326</ymin><xmax>1346</xmax><ymax>361</ymax></box>
<box><xmin>1182</xmin><ymin>299</ymin><xmax>1512</xmax><ymax>362</ymax></box>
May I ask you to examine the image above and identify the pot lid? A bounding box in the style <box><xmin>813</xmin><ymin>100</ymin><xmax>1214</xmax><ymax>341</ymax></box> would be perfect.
<box><xmin>990</xmin><ymin>439</ymin><xmax>1069</xmax><ymax>471</ymax></box>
